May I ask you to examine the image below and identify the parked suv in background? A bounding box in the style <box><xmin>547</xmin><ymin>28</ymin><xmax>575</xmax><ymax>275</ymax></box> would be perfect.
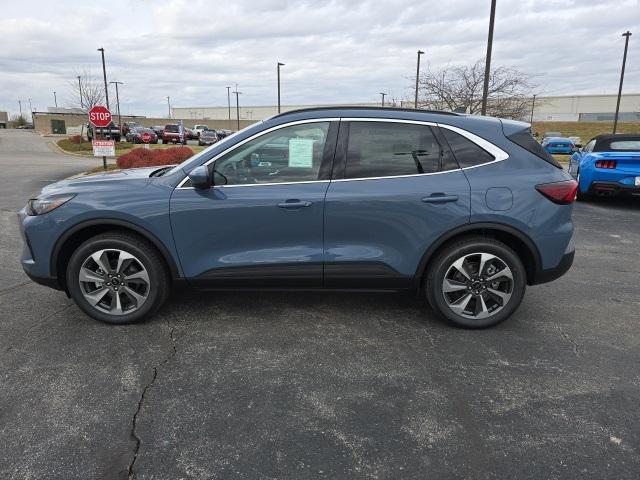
<box><xmin>20</xmin><ymin>107</ymin><xmax>576</xmax><ymax>328</ymax></box>
<box><xmin>162</xmin><ymin>124</ymin><xmax>186</xmax><ymax>144</ymax></box>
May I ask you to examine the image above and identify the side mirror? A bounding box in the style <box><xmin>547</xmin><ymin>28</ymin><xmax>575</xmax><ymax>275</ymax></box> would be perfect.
<box><xmin>188</xmin><ymin>165</ymin><xmax>212</xmax><ymax>189</ymax></box>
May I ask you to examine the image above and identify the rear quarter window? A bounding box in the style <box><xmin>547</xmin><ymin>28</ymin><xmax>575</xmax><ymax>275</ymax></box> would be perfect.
<box><xmin>507</xmin><ymin>129</ymin><xmax>562</xmax><ymax>168</ymax></box>
<box><xmin>610</xmin><ymin>140</ymin><xmax>640</xmax><ymax>151</ymax></box>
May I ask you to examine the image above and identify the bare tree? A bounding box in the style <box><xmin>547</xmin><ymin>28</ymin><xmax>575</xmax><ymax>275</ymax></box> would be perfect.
<box><xmin>68</xmin><ymin>69</ymin><xmax>105</xmax><ymax>110</ymax></box>
<box><xmin>416</xmin><ymin>59</ymin><xmax>536</xmax><ymax>120</ymax></box>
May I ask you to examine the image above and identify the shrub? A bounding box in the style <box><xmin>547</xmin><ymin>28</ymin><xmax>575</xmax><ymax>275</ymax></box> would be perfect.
<box><xmin>116</xmin><ymin>146</ymin><xmax>194</xmax><ymax>169</ymax></box>
<box><xmin>69</xmin><ymin>135</ymin><xmax>83</xmax><ymax>144</ymax></box>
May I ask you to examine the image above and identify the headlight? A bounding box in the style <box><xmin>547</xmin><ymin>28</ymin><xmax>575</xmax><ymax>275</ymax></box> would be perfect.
<box><xmin>27</xmin><ymin>194</ymin><xmax>76</xmax><ymax>216</ymax></box>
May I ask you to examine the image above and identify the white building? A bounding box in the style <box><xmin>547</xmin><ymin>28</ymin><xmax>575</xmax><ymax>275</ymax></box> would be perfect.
<box><xmin>172</xmin><ymin>94</ymin><xmax>640</xmax><ymax>122</ymax></box>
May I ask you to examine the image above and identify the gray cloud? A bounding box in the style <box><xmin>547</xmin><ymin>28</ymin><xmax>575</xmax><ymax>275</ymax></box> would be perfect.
<box><xmin>1</xmin><ymin>0</ymin><xmax>638</xmax><ymax>118</ymax></box>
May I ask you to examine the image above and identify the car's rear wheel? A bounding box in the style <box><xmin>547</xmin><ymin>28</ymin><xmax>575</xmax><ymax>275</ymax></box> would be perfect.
<box><xmin>66</xmin><ymin>232</ymin><xmax>170</xmax><ymax>324</ymax></box>
<box><xmin>425</xmin><ymin>237</ymin><xmax>526</xmax><ymax>328</ymax></box>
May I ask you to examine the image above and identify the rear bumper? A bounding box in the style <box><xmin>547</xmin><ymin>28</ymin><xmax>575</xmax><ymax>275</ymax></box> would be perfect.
<box><xmin>530</xmin><ymin>243</ymin><xmax>575</xmax><ymax>285</ymax></box>
<box><xmin>587</xmin><ymin>181</ymin><xmax>640</xmax><ymax>197</ymax></box>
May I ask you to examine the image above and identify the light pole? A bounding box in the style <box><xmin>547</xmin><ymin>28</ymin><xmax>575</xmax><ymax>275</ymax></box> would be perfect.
<box><xmin>613</xmin><ymin>31</ymin><xmax>632</xmax><ymax>134</ymax></box>
<box><xmin>380</xmin><ymin>92</ymin><xmax>386</xmax><ymax>107</ymax></box>
<box><xmin>109</xmin><ymin>81</ymin><xmax>123</xmax><ymax>135</ymax></box>
<box><xmin>277</xmin><ymin>62</ymin><xmax>285</xmax><ymax>113</ymax></box>
<box><xmin>53</xmin><ymin>91</ymin><xmax>57</xmax><ymax>108</ymax></box>
<box><xmin>28</xmin><ymin>98</ymin><xmax>33</xmax><ymax>123</ymax></box>
<box><xmin>97</xmin><ymin>48</ymin><xmax>110</xmax><ymax>109</ymax></box>
<box><xmin>530</xmin><ymin>94</ymin><xmax>537</xmax><ymax>123</ymax></box>
<box><xmin>167</xmin><ymin>96</ymin><xmax>171</xmax><ymax>118</ymax></box>
<box><xmin>18</xmin><ymin>100</ymin><xmax>23</xmax><ymax>118</ymax></box>
<box><xmin>481</xmin><ymin>0</ymin><xmax>497</xmax><ymax>115</ymax></box>
<box><xmin>415</xmin><ymin>50</ymin><xmax>424</xmax><ymax>108</ymax></box>
<box><xmin>77</xmin><ymin>75</ymin><xmax>84</xmax><ymax>109</ymax></box>
<box><xmin>232</xmin><ymin>84</ymin><xmax>242</xmax><ymax>131</ymax></box>
<box><xmin>226</xmin><ymin>86</ymin><xmax>231</xmax><ymax>120</ymax></box>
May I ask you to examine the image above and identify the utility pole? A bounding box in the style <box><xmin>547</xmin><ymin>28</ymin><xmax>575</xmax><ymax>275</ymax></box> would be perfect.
<box><xmin>53</xmin><ymin>91</ymin><xmax>57</xmax><ymax>108</ymax></box>
<box><xmin>97</xmin><ymin>48</ymin><xmax>110</xmax><ymax>109</ymax></box>
<box><xmin>530</xmin><ymin>94</ymin><xmax>537</xmax><ymax>123</ymax></box>
<box><xmin>415</xmin><ymin>50</ymin><xmax>424</xmax><ymax>108</ymax></box>
<box><xmin>613</xmin><ymin>31</ymin><xmax>632</xmax><ymax>134</ymax></box>
<box><xmin>277</xmin><ymin>62</ymin><xmax>285</xmax><ymax>113</ymax></box>
<box><xmin>481</xmin><ymin>0</ymin><xmax>497</xmax><ymax>115</ymax></box>
<box><xmin>226</xmin><ymin>86</ymin><xmax>231</xmax><ymax>120</ymax></box>
<box><xmin>109</xmin><ymin>81</ymin><xmax>123</xmax><ymax>135</ymax></box>
<box><xmin>380</xmin><ymin>92</ymin><xmax>386</xmax><ymax>107</ymax></box>
<box><xmin>167</xmin><ymin>96</ymin><xmax>171</xmax><ymax>118</ymax></box>
<box><xmin>77</xmin><ymin>75</ymin><xmax>84</xmax><ymax>109</ymax></box>
<box><xmin>232</xmin><ymin>84</ymin><xmax>242</xmax><ymax>131</ymax></box>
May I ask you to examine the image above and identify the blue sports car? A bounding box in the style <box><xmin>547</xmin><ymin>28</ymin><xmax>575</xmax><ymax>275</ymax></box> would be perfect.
<box><xmin>568</xmin><ymin>134</ymin><xmax>640</xmax><ymax>199</ymax></box>
<box><xmin>542</xmin><ymin>137</ymin><xmax>575</xmax><ymax>155</ymax></box>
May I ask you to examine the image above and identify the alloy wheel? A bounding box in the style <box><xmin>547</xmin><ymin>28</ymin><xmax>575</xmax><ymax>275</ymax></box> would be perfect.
<box><xmin>78</xmin><ymin>249</ymin><xmax>150</xmax><ymax>316</ymax></box>
<box><xmin>442</xmin><ymin>252</ymin><xmax>514</xmax><ymax>320</ymax></box>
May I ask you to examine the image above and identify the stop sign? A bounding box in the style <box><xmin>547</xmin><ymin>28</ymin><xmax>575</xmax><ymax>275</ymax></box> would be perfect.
<box><xmin>88</xmin><ymin>105</ymin><xmax>112</xmax><ymax>128</ymax></box>
<box><xmin>141</xmin><ymin>132</ymin><xmax>152</xmax><ymax>143</ymax></box>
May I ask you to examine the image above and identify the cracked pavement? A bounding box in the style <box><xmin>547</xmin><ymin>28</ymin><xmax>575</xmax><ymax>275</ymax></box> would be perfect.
<box><xmin>1</xmin><ymin>129</ymin><xmax>639</xmax><ymax>479</ymax></box>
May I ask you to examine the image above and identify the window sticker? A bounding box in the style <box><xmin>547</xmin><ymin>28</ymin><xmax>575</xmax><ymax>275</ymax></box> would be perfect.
<box><xmin>288</xmin><ymin>138</ymin><xmax>314</xmax><ymax>167</ymax></box>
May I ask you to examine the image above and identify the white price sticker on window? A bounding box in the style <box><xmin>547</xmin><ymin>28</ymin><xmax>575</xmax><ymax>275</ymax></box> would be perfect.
<box><xmin>288</xmin><ymin>138</ymin><xmax>314</xmax><ymax>168</ymax></box>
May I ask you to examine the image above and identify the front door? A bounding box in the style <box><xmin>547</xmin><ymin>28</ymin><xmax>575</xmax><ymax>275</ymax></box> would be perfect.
<box><xmin>170</xmin><ymin>121</ymin><xmax>337</xmax><ymax>288</ymax></box>
<box><xmin>323</xmin><ymin>120</ymin><xmax>471</xmax><ymax>288</ymax></box>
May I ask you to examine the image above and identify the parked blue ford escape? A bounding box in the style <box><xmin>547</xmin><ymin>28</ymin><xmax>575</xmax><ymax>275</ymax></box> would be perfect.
<box><xmin>19</xmin><ymin>108</ymin><xmax>577</xmax><ymax>328</ymax></box>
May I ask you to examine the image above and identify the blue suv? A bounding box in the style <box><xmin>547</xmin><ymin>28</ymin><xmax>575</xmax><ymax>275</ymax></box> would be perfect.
<box><xmin>19</xmin><ymin>108</ymin><xmax>577</xmax><ymax>328</ymax></box>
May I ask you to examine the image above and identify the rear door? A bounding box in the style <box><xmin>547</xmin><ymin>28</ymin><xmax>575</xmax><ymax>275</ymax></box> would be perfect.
<box><xmin>323</xmin><ymin>119</ymin><xmax>471</xmax><ymax>288</ymax></box>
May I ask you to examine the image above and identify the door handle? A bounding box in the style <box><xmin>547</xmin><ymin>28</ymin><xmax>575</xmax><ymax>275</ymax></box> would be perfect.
<box><xmin>277</xmin><ymin>199</ymin><xmax>312</xmax><ymax>209</ymax></box>
<box><xmin>422</xmin><ymin>193</ymin><xmax>459</xmax><ymax>204</ymax></box>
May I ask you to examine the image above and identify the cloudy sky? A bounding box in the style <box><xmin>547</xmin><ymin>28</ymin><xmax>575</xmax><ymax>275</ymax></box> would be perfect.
<box><xmin>1</xmin><ymin>0</ymin><xmax>639</xmax><ymax>118</ymax></box>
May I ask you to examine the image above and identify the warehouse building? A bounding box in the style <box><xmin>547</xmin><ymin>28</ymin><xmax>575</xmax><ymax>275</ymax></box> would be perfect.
<box><xmin>172</xmin><ymin>94</ymin><xmax>640</xmax><ymax>122</ymax></box>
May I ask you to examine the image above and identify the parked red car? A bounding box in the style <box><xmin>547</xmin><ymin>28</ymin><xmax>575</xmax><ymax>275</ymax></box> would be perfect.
<box><xmin>162</xmin><ymin>124</ymin><xmax>187</xmax><ymax>145</ymax></box>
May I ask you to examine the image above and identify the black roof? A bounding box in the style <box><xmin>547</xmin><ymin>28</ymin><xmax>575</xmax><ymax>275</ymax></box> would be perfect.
<box><xmin>272</xmin><ymin>106</ymin><xmax>460</xmax><ymax>119</ymax></box>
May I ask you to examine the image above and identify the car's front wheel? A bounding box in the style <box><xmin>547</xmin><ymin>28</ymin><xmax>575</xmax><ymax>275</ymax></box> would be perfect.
<box><xmin>425</xmin><ymin>236</ymin><xmax>526</xmax><ymax>328</ymax></box>
<box><xmin>66</xmin><ymin>232</ymin><xmax>170</xmax><ymax>324</ymax></box>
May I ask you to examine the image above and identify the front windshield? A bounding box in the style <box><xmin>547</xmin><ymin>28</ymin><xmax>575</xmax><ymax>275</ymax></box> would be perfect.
<box><xmin>164</xmin><ymin>121</ymin><xmax>265</xmax><ymax>176</ymax></box>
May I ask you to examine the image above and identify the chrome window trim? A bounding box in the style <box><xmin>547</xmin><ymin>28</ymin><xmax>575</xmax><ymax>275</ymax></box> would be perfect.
<box><xmin>176</xmin><ymin>118</ymin><xmax>339</xmax><ymax>189</ymax></box>
<box><xmin>175</xmin><ymin>116</ymin><xmax>510</xmax><ymax>189</ymax></box>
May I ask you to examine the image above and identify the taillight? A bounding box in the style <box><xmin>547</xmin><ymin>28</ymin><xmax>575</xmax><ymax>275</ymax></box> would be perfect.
<box><xmin>535</xmin><ymin>180</ymin><xmax>578</xmax><ymax>204</ymax></box>
<box><xmin>595</xmin><ymin>160</ymin><xmax>617</xmax><ymax>169</ymax></box>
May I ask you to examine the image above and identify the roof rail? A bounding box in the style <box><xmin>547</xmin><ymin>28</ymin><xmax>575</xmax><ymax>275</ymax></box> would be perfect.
<box><xmin>272</xmin><ymin>106</ymin><xmax>460</xmax><ymax>118</ymax></box>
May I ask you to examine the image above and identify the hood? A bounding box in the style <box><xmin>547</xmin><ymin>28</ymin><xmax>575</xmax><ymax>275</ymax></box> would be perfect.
<box><xmin>39</xmin><ymin>166</ymin><xmax>162</xmax><ymax>196</ymax></box>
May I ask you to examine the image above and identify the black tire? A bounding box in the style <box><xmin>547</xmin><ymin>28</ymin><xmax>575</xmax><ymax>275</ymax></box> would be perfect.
<box><xmin>66</xmin><ymin>232</ymin><xmax>170</xmax><ymax>325</ymax></box>
<box><xmin>575</xmin><ymin>169</ymin><xmax>593</xmax><ymax>201</ymax></box>
<box><xmin>425</xmin><ymin>236</ymin><xmax>526</xmax><ymax>329</ymax></box>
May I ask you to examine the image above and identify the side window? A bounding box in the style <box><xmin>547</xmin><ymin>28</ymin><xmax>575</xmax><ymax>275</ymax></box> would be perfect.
<box><xmin>441</xmin><ymin>128</ymin><xmax>495</xmax><ymax>168</ymax></box>
<box><xmin>345</xmin><ymin>122</ymin><xmax>443</xmax><ymax>179</ymax></box>
<box><xmin>214</xmin><ymin>122</ymin><xmax>329</xmax><ymax>185</ymax></box>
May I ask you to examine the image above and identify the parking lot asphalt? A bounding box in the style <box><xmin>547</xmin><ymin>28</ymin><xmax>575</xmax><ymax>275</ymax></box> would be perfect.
<box><xmin>1</xmin><ymin>129</ymin><xmax>639</xmax><ymax>479</ymax></box>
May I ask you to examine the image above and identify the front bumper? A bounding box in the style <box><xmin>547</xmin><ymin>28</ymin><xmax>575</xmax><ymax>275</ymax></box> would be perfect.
<box><xmin>18</xmin><ymin>207</ymin><xmax>62</xmax><ymax>290</ymax></box>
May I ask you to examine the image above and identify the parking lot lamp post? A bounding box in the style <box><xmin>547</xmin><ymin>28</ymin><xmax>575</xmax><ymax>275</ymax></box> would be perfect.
<box><xmin>167</xmin><ymin>96</ymin><xmax>171</xmax><ymax>118</ymax></box>
<box><xmin>18</xmin><ymin>100</ymin><xmax>22</xmax><ymax>118</ymax></box>
<box><xmin>481</xmin><ymin>0</ymin><xmax>497</xmax><ymax>116</ymax></box>
<box><xmin>28</xmin><ymin>98</ymin><xmax>33</xmax><ymax>123</ymax></box>
<box><xmin>530</xmin><ymin>94</ymin><xmax>536</xmax><ymax>123</ymax></box>
<box><xmin>277</xmin><ymin>62</ymin><xmax>285</xmax><ymax>113</ymax></box>
<box><xmin>77</xmin><ymin>76</ymin><xmax>83</xmax><ymax>109</ymax></box>
<box><xmin>53</xmin><ymin>91</ymin><xmax>57</xmax><ymax>108</ymax></box>
<box><xmin>414</xmin><ymin>50</ymin><xmax>424</xmax><ymax>108</ymax></box>
<box><xmin>232</xmin><ymin>86</ymin><xmax>242</xmax><ymax>131</ymax></box>
<box><xmin>380</xmin><ymin>92</ymin><xmax>386</xmax><ymax>107</ymax></box>
<box><xmin>97</xmin><ymin>48</ymin><xmax>110</xmax><ymax>110</ymax></box>
<box><xmin>613</xmin><ymin>31</ymin><xmax>632</xmax><ymax>134</ymax></box>
<box><xmin>109</xmin><ymin>81</ymin><xmax>123</xmax><ymax>136</ymax></box>
<box><xmin>226</xmin><ymin>86</ymin><xmax>231</xmax><ymax>120</ymax></box>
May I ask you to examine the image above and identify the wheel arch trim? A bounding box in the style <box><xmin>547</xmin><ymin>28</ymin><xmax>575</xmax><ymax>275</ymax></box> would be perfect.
<box><xmin>413</xmin><ymin>222</ymin><xmax>542</xmax><ymax>287</ymax></box>
<box><xmin>50</xmin><ymin>218</ymin><xmax>181</xmax><ymax>282</ymax></box>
